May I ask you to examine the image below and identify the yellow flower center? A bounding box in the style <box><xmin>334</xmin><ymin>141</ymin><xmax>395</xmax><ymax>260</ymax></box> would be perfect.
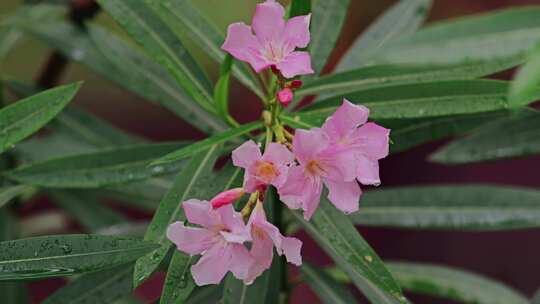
<box><xmin>305</xmin><ymin>160</ymin><xmax>325</xmax><ymax>177</ymax></box>
<box><xmin>254</xmin><ymin>160</ymin><xmax>278</xmax><ymax>182</ymax></box>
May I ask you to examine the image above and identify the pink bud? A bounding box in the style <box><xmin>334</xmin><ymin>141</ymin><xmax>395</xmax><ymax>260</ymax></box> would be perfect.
<box><xmin>277</xmin><ymin>88</ymin><xmax>293</xmax><ymax>107</ymax></box>
<box><xmin>210</xmin><ymin>188</ymin><xmax>245</xmax><ymax>209</ymax></box>
<box><xmin>290</xmin><ymin>80</ymin><xmax>303</xmax><ymax>89</ymax></box>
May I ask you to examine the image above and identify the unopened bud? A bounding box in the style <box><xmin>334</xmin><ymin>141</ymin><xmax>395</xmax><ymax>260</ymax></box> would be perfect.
<box><xmin>277</xmin><ymin>88</ymin><xmax>293</xmax><ymax>107</ymax></box>
<box><xmin>270</xmin><ymin>65</ymin><xmax>280</xmax><ymax>75</ymax></box>
<box><xmin>290</xmin><ymin>79</ymin><xmax>303</xmax><ymax>89</ymax></box>
<box><xmin>210</xmin><ymin>188</ymin><xmax>245</xmax><ymax>209</ymax></box>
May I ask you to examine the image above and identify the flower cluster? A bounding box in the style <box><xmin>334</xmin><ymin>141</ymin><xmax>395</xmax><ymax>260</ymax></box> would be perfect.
<box><xmin>166</xmin><ymin>0</ymin><xmax>390</xmax><ymax>286</ymax></box>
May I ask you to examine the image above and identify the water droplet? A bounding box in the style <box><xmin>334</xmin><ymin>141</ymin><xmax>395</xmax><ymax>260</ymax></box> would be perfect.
<box><xmin>364</xmin><ymin>255</ymin><xmax>373</xmax><ymax>263</ymax></box>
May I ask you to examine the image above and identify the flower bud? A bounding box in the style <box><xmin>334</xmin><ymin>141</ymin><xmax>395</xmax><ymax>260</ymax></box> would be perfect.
<box><xmin>290</xmin><ymin>79</ymin><xmax>303</xmax><ymax>89</ymax></box>
<box><xmin>210</xmin><ymin>188</ymin><xmax>245</xmax><ymax>209</ymax></box>
<box><xmin>277</xmin><ymin>88</ymin><xmax>293</xmax><ymax>107</ymax></box>
<box><xmin>270</xmin><ymin>65</ymin><xmax>280</xmax><ymax>75</ymax></box>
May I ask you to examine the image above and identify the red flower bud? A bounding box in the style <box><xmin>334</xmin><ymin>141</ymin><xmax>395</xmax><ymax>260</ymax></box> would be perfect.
<box><xmin>277</xmin><ymin>88</ymin><xmax>293</xmax><ymax>107</ymax></box>
<box><xmin>290</xmin><ymin>79</ymin><xmax>303</xmax><ymax>89</ymax></box>
<box><xmin>210</xmin><ymin>188</ymin><xmax>245</xmax><ymax>209</ymax></box>
<box><xmin>270</xmin><ymin>65</ymin><xmax>280</xmax><ymax>75</ymax></box>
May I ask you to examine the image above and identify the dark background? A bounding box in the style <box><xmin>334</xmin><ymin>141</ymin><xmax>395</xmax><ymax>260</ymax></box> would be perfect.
<box><xmin>2</xmin><ymin>0</ymin><xmax>540</xmax><ymax>303</ymax></box>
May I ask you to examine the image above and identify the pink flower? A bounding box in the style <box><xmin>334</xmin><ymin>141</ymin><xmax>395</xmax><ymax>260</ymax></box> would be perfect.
<box><xmin>221</xmin><ymin>0</ymin><xmax>314</xmax><ymax>78</ymax></box>
<box><xmin>278</xmin><ymin>128</ymin><xmax>360</xmax><ymax>220</ymax></box>
<box><xmin>322</xmin><ymin>100</ymin><xmax>390</xmax><ymax>186</ymax></box>
<box><xmin>210</xmin><ymin>188</ymin><xmax>245</xmax><ymax>209</ymax></box>
<box><xmin>245</xmin><ymin>201</ymin><xmax>302</xmax><ymax>283</ymax></box>
<box><xmin>277</xmin><ymin>87</ymin><xmax>293</xmax><ymax>107</ymax></box>
<box><xmin>232</xmin><ymin>140</ymin><xmax>295</xmax><ymax>193</ymax></box>
<box><xmin>167</xmin><ymin>200</ymin><xmax>253</xmax><ymax>286</ymax></box>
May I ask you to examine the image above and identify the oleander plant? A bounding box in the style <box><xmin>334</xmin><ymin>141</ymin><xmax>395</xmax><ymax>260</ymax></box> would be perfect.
<box><xmin>1</xmin><ymin>0</ymin><xmax>540</xmax><ymax>303</ymax></box>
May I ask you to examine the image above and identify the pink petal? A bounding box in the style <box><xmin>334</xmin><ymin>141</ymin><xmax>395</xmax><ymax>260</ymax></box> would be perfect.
<box><xmin>284</xmin><ymin>14</ymin><xmax>311</xmax><ymax>48</ymax></box>
<box><xmin>252</xmin><ymin>0</ymin><xmax>285</xmax><ymax>43</ymax></box>
<box><xmin>356</xmin><ymin>122</ymin><xmax>390</xmax><ymax>160</ymax></box>
<box><xmin>276</xmin><ymin>51</ymin><xmax>314</xmax><ymax>78</ymax></box>
<box><xmin>322</xmin><ymin>100</ymin><xmax>369</xmax><ymax>139</ymax></box>
<box><xmin>292</xmin><ymin>128</ymin><xmax>329</xmax><ymax>165</ymax></box>
<box><xmin>324</xmin><ymin>179</ymin><xmax>361</xmax><ymax>214</ymax></box>
<box><xmin>243</xmin><ymin>173</ymin><xmax>260</xmax><ymax>193</ymax></box>
<box><xmin>356</xmin><ymin>155</ymin><xmax>381</xmax><ymax>186</ymax></box>
<box><xmin>217</xmin><ymin>204</ymin><xmax>249</xmax><ymax>236</ymax></box>
<box><xmin>281</xmin><ymin>237</ymin><xmax>302</xmax><ymax>266</ymax></box>
<box><xmin>232</xmin><ymin>140</ymin><xmax>262</xmax><ymax>169</ymax></box>
<box><xmin>271</xmin><ymin>164</ymin><xmax>289</xmax><ymax>189</ymax></box>
<box><xmin>278</xmin><ymin>165</ymin><xmax>309</xmax><ymax>210</ymax></box>
<box><xmin>222</xmin><ymin>23</ymin><xmax>270</xmax><ymax>72</ymax></box>
<box><xmin>320</xmin><ymin>148</ymin><xmax>358</xmax><ymax>182</ymax></box>
<box><xmin>191</xmin><ymin>244</ymin><xmax>231</xmax><ymax>286</ymax></box>
<box><xmin>246</xmin><ymin>227</ymin><xmax>274</xmax><ymax>284</ymax></box>
<box><xmin>183</xmin><ymin>199</ymin><xmax>219</xmax><ymax>228</ymax></box>
<box><xmin>302</xmin><ymin>178</ymin><xmax>323</xmax><ymax>220</ymax></box>
<box><xmin>166</xmin><ymin>222</ymin><xmax>214</xmax><ymax>255</ymax></box>
<box><xmin>229</xmin><ymin>244</ymin><xmax>254</xmax><ymax>282</ymax></box>
<box><xmin>263</xmin><ymin>142</ymin><xmax>294</xmax><ymax>165</ymax></box>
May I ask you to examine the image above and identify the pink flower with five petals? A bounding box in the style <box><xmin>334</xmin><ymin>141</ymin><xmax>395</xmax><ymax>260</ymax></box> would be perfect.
<box><xmin>245</xmin><ymin>201</ymin><xmax>302</xmax><ymax>283</ymax></box>
<box><xmin>167</xmin><ymin>200</ymin><xmax>253</xmax><ymax>286</ymax></box>
<box><xmin>232</xmin><ymin>140</ymin><xmax>295</xmax><ymax>193</ymax></box>
<box><xmin>221</xmin><ymin>0</ymin><xmax>314</xmax><ymax>78</ymax></box>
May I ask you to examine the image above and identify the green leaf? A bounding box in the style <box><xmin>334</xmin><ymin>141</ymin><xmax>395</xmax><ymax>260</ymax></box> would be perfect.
<box><xmin>214</xmin><ymin>54</ymin><xmax>234</xmax><ymax>119</ymax></box>
<box><xmin>5</xmin><ymin>142</ymin><xmax>190</xmax><ymax>188</ymax></box>
<box><xmin>150</xmin><ymin>0</ymin><xmax>265</xmax><ymax>100</ymax></box>
<box><xmin>187</xmin><ymin>285</ymin><xmax>223</xmax><ymax>304</ymax></box>
<box><xmin>21</xmin><ymin>22</ymin><xmax>223</xmax><ymax>134</ymax></box>
<box><xmin>289</xmin><ymin>0</ymin><xmax>311</xmax><ymax>17</ymax></box>
<box><xmin>388</xmin><ymin>111</ymin><xmax>508</xmax><ymax>154</ymax></box>
<box><xmin>335</xmin><ymin>0</ymin><xmax>432</xmax><ymax>71</ymax></box>
<box><xmin>134</xmin><ymin>145</ymin><xmax>221</xmax><ymax>286</ymax></box>
<box><xmin>0</xmin><ymin>210</ymin><xmax>28</xmax><ymax>304</ymax></box>
<box><xmin>533</xmin><ymin>288</ymin><xmax>540</xmax><ymax>304</ymax></box>
<box><xmin>291</xmin><ymin>201</ymin><xmax>407</xmax><ymax>303</ymax></box>
<box><xmin>0</xmin><ymin>82</ymin><xmax>81</xmax><ymax>154</ymax></box>
<box><xmin>303</xmin><ymin>80</ymin><xmax>535</xmax><ymax>120</ymax></box>
<box><xmin>388</xmin><ymin>262</ymin><xmax>528</xmax><ymax>304</ymax></box>
<box><xmin>49</xmin><ymin>191</ymin><xmax>126</xmax><ymax>232</ymax></box>
<box><xmin>0</xmin><ymin>234</ymin><xmax>158</xmax><ymax>281</ymax></box>
<box><xmin>349</xmin><ymin>184</ymin><xmax>540</xmax><ymax>230</ymax></box>
<box><xmin>431</xmin><ymin>110</ymin><xmax>540</xmax><ymax>164</ymax></box>
<box><xmin>310</xmin><ymin>0</ymin><xmax>349</xmax><ymax>74</ymax></box>
<box><xmin>42</xmin><ymin>266</ymin><xmax>134</xmax><ymax>304</ymax></box>
<box><xmin>152</xmin><ymin>122</ymin><xmax>262</xmax><ymax>165</ymax></box>
<box><xmin>97</xmin><ymin>0</ymin><xmax>214</xmax><ymax>112</ymax></box>
<box><xmin>298</xmin><ymin>58</ymin><xmax>525</xmax><ymax>99</ymax></box>
<box><xmin>509</xmin><ymin>42</ymin><xmax>540</xmax><ymax>107</ymax></box>
<box><xmin>301</xmin><ymin>263</ymin><xmax>356</xmax><ymax>304</ymax></box>
<box><xmin>375</xmin><ymin>7</ymin><xmax>540</xmax><ymax>65</ymax></box>
<box><xmin>0</xmin><ymin>185</ymin><xmax>31</xmax><ymax>209</ymax></box>
<box><xmin>160</xmin><ymin>253</ymin><xmax>195</xmax><ymax>304</ymax></box>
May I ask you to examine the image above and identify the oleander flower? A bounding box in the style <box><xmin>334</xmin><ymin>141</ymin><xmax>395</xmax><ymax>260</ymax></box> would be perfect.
<box><xmin>221</xmin><ymin>0</ymin><xmax>314</xmax><ymax>78</ymax></box>
<box><xmin>245</xmin><ymin>201</ymin><xmax>302</xmax><ymax>283</ymax></box>
<box><xmin>167</xmin><ymin>200</ymin><xmax>253</xmax><ymax>286</ymax></box>
<box><xmin>232</xmin><ymin>140</ymin><xmax>295</xmax><ymax>193</ymax></box>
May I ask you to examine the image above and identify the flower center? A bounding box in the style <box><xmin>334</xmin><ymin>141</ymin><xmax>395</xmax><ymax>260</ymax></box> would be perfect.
<box><xmin>254</xmin><ymin>160</ymin><xmax>278</xmax><ymax>183</ymax></box>
<box><xmin>305</xmin><ymin>160</ymin><xmax>325</xmax><ymax>177</ymax></box>
<box><xmin>263</xmin><ymin>42</ymin><xmax>286</xmax><ymax>63</ymax></box>
<box><xmin>251</xmin><ymin>225</ymin><xmax>267</xmax><ymax>240</ymax></box>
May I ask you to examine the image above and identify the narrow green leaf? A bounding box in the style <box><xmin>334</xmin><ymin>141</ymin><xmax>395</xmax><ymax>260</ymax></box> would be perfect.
<box><xmin>375</xmin><ymin>7</ymin><xmax>540</xmax><ymax>65</ymax></box>
<box><xmin>389</xmin><ymin>262</ymin><xmax>528</xmax><ymax>304</ymax></box>
<box><xmin>0</xmin><ymin>210</ymin><xmax>28</xmax><ymax>304</ymax></box>
<box><xmin>151</xmin><ymin>0</ymin><xmax>265</xmax><ymax>99</ymax></box>
<box><xmin>299</xmin><ymin>58</ymin><xmax>525</xmax><ymax>99</ymax></box>
<box><xmin>5</xmin><ymin>142</ymin><xmax>190</xmax><ymax>188</ymax></box>
<box><xmin>0</xmin><ymin>82</ymin><xmax>81</xmax><ymax>154</ymax></box>
<box><xmin>350</xmin><ymin>184</ymin><xmax>540</xmax><ymax>230</ymax></box>
<box><xmin>336</xmin><ymin>0</ymin><xmax>432</xmax><ymax>70</ymax></box>
<box><xmin>43</xmin><ymin>266</ymin><xmax>134</xmax><ymax>304</ymax></box>
<box><xmin>214</xmin><ymin>54</ymin><xmax>234</xmax><ymax>118</ymax></box>
<box><xmin>310</xmin><ymin>0</ymin><xmax>349</xmax><ymax>74</ymax></box>
<box><xmin>49</xmin><ymin>191</ymin><xmax>126</xmax><ymax>232</ymax></box>
<box><xmin>302</xmin><ymin>263</ymin><xmax>356</xmax><ymax>304</ymax></box>
<box><xmin>289</xmin><ymin>0</ymin><xmax>311</xmax><ymax>17</ymax></box>
<box><xmin>160</xmin><ymin>253</ymin><xmax>195</xmax><ymax>304</ymax></box>
<box><xmin>152</xmin><ymin>122</ymin><xmax>262</xmax><ymax>165</ymax></box>
<box><xmin>431</xmin><ymin>110</ymin><xmax>540</xmax><ymax>164</ymax></box>
<box><xmin>303</xmin><ymin>80</ymin><xmax>534</xmax><ymax>120</ymax></box>
<box><xmin>186</xmin><ymin>285</ymin><xmax>223</xmax><ymax>304</ymax></box>
<box><xmin>0</xmin><ymin>235</ymin><xmax>158</xmax><ymax>281</ymax></box>
<box><xmin>509</xmin><ymin>42</ymin><xmax>540</xmax><ymax>107</ymax></box>
<box><xmin>97</xmin><ymin>0</ymin><xmax>214</xmax><ymax>112</ymax></box>
<box><xmin>0</xmin><ymin>185</ymin><xmax>31</xmax><ymax>209</ymax></box>
<box><xmin>291</xmin><ymin>201</ymin><xmax>407</xmax><ymax>303</ymax></box>
<box><xmin>134</xmin><ymin>145</ymin><xmax>221</xmax><ymax>286</ymax></box>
